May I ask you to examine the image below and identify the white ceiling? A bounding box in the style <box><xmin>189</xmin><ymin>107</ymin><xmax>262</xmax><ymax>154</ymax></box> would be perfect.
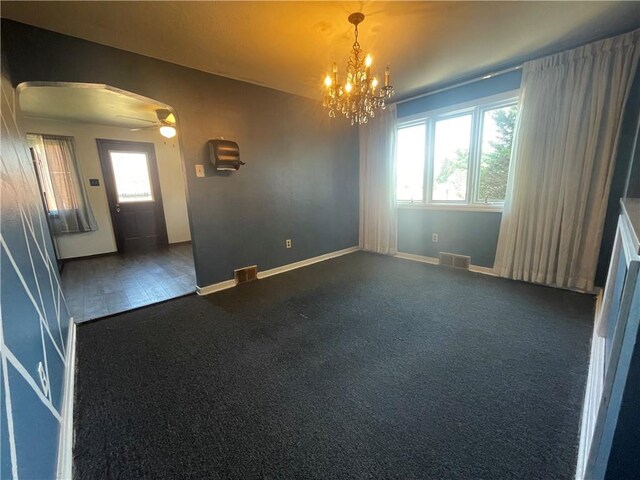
<box><xmin>18</xmin><ymin>84</ymin><xmax>169</xmax><ymax>128</ymax></box>
<box><xmin>3</xmin><ymin>1</ymin><xmax>639</xmax><ymax>100</ymax></box>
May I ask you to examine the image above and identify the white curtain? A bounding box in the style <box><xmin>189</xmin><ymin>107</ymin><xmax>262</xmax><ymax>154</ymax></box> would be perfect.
<box><xmin>28</xmin><ymin>134</ymin><xmax>98</xmax><ymax>235</ymax></box>
<box><xmin>359</xmin><ymin>104</ymin><xmax>398</xmax><ymax>254</ymax></box>
<box><xmin>494</xmin><ymin>29</ymin><xmax>640</xmax><ymax>292</ymax></box>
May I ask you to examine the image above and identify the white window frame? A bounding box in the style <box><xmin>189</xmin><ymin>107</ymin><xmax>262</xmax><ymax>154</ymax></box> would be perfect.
<box><xmin>396</xmin><ymin>90</ymin><xmax>519</xmax><ymax>212</ymax></box>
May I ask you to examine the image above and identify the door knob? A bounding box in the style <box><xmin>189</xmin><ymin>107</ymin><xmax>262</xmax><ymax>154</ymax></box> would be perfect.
<box><xmin>116</xmin><ymin>207</ymin><xmax>121</xmax><ymax>213</ymax></box>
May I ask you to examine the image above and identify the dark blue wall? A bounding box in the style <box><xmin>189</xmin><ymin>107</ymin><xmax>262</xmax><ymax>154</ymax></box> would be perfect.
<box><xmin>1</xmin><ymin>20</ymin><xmax>360</xmax><ymax>288</ymax></box>
<box><xmin>397</xmin><ymin>70</ymin><xmax>523</xmax><ymax>118</ymax></box>
<box><xmin>596</xmin><ymin>66</ymin><xmax>640</xmax><ymax>286</ymax></box>
<box><xmin>396</xmin><ymin>70</ymin><xmax>522</xmax><ymax>267</ymax></box>
<box><xmin>625</xmin><ymin>128</ymin><xmax>640</xmax><ymax>198</ymax></box>
<box><xmin>398</xmin><ymin>209</ymin><xmax>502</xmax><ymax>267</ymax></box>
<box><xmin>1</xmin><ymin>61</ymin><xmax>71</xmax><ymax>479</ymax></box>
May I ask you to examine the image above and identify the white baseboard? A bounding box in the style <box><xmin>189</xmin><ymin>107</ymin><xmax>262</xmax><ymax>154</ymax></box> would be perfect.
<box><xmin>257</xmin><ymin>246</ymin><xmax>360</xmax><ymax>279</ymax></box>
<box><xmin>469</xmin><ymin>265</ymin><xmax>498</xmax><ymax>276</ymax></box>
<box><xmin>196</xmin><ymin>246</ymin><xmax>360</xmax><ymax>296</ymax></box>
<box><xmin>395</xmin><ymin>251</ymin><xmax>495</xmax><ymax>275</ymax></box>
<box><xmin>394</xmin><ymin>252</ymin><xmax>439</xmax><ymax>265</ymax></box>
<box><xmin>196</xmin><ymin>279</ymin><xmax>237</xmax><ymax>296</ymax></box>
<box><xmin>56</xmin><ymin>318</ymin><xmax>76</xmax><ymax>480</ymax></box>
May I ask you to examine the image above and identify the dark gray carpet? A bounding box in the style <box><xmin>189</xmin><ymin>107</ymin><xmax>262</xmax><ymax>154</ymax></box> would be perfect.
<box><xmin>74</xmin><ymin>251</ymin><xmax>594</xmax><ymax>479</ymax></box>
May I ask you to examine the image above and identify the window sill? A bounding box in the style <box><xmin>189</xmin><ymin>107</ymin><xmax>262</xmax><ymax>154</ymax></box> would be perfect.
<box><xmin>397</xmin><ymin>203</ymin><xmax>503</xmax><ymax>213</ymax></box>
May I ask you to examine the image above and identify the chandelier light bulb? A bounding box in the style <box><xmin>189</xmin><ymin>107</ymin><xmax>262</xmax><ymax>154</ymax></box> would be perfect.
<box><xmin>372</xmin><ymin>77</ymin><xmax>378</xmax><ymax>89</ymax></box>
<box><xmin>324</xmin><ymin>75</ymin><xmax>332</xmax><ymax>87</ymax></box>
<box><xmin>365</xmin><ymin>54</ymin><xmax>372</xmax><ymax>68</ymax></box>
<box><xmin>345</xmin><ymin>82</ymin><xmax>353</xmax><ymax>93</ymax></box>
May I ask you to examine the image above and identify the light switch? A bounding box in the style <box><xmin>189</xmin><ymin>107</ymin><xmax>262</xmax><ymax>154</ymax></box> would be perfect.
<box><xmin>195</xmin><ymin>164</ymin><xmax>205</xmax><ymax>177</ymax></box>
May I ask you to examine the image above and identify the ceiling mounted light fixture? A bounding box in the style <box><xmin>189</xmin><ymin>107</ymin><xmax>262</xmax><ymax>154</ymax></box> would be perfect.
<box><xmin>125</xmin><ymin>108</ymin><xmax>178</xmax><ymax>138</ymax></box>
<box><xmin>323</xmin><ymin>12</ymin><xmax>394</xmax><ymax>125</ymax></box>
<box><xmin>159</xmin><ymin>125</ymin><xmax>177</xmax><ymax>138</ymax></box>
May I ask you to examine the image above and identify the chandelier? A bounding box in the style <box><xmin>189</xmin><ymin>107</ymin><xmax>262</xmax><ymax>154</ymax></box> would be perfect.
<box><xmin>323</xmin><ymin>12</ymin><xmax>394</xmax><ymax>125</ymax></box>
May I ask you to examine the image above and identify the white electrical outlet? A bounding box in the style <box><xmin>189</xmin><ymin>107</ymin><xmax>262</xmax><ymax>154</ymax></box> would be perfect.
<box><xmin>286</xmin><ymin>239</ymin><xmax>292</xmax><ymax>249</ymax></box>
<box><xmin>195</xmin><ymin>164</ymin><xmax>205</xmax><ymax>177</ymax></box>
<box><xmin>432</xmin><ymin>233</ymin><xmax>439</xmax><ymax>242</ymax></box>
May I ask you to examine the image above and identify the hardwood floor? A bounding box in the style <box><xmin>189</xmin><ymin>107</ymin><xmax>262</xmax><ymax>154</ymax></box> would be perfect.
<box><xmin>61</xmin><ymin>243</ymin><xmax>196</xmax><ymax>323</ymax></box>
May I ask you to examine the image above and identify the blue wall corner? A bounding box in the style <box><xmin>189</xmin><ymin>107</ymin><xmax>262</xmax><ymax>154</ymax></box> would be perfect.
<box><xmin>1</xmin><ymin>63</ymin><xmax>71</xmax><ymax>479</ymax></box>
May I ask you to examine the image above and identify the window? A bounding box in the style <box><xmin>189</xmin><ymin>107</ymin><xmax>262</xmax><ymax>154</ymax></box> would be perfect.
<box><xmin>29</xmin><ymin>144</ymin><xmax>60</xmax><ymax>214</ymax></box>
<box><xmin>432</xmin><ymin>114</ymin><xmax>472</xmax><ymax>201</ymax></box>
<box><xmin>396</xmin><ymin>93</ymin><xmax>518</xmax><ymax>208</ymax></box>
<box><xmin>26</xmin><ymin>134</ymin><xmax>97</xmax><ymax>234</ymax></box>
<box><xmin>396</xmin><ymin>124</ymin><xmax>426</xmax><ymax>202</ymax></box>
<box><xmin>28</xmin><ymin>133</ymin><xmax>75</xmax><ymax>215</ymax></box>
<box><xmin>109</xmin><ymin>151</ymin><xmax>155</xmax><ymax>203</ymax></box>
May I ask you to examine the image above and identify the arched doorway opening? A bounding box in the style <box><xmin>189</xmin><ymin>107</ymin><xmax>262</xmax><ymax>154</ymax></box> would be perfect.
<box><xmin>17</xmin><ymin>81</ymin><xmax>196</xmax><ymax>322</ymax></box>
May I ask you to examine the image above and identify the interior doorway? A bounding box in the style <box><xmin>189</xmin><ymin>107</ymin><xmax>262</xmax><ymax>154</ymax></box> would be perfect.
<box><xmin>17</xmin><ymin>82</ymin><xmax>196</xmax><ymax>322</ymax></box>
<box><xmin>97</xmin><ymin>139</ymin><xmax>168</xmax><ymax>253</ymax></box>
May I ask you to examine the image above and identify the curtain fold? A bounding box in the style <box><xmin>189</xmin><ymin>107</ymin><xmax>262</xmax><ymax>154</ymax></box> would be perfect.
<box><xmin>494</xmin><ymin>29</ymin><xmax>640</xmax><ymax>291</ymax></box>
<box><xmin>29</xmin><ymin>134</ymin><xmax>98</xmax><ymax>235</ymax></box>
<box><xmin>359</xmin><ymin>104</ymin><xmax>398</xmax><ymax>254</ymax></box>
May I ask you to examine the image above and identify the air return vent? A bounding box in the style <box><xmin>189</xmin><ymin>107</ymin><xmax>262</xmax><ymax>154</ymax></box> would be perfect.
<box><xmin>235</xmin><ymin>265</ymin><xmax>258</xmax><ymax>284</ymax></box>
<box><xmin>439</xmin><ymin>252</ymin><xmax>470</xmax><ymax>270</ymax></box>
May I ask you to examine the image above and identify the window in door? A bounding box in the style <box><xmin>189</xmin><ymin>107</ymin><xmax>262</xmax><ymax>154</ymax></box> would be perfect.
<box><xmin>109</xmin><ymin>151</ymin><xmax>154</xmax><ymax>203</ymax></box>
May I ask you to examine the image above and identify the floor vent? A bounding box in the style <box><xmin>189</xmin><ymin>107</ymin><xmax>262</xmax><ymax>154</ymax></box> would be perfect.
<box><xmin>235</xmin><ymin>265</ymin><xmax>258</xmax><ymax>284</ymax></box>
<box><xmin>439</xmin><ymin>252</ymin><xmax>470</xmax><ymax>270</ymax></box>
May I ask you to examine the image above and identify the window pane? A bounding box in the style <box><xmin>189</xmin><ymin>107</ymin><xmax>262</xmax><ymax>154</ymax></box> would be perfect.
<box><xmin>432</xmin><ymin>115</ymin><xmax>472</xmax><ymax>201</ymax></box>
<box><xmin>38</xmin><ymin>152</ymin><xmax>61</xmax><ymax>213</ymax></box>
<box><xmin>27</xmin><ymin>135</ymin><xmax>60</xmax><ymax>213</ymax></box>
<box><xmin>396</xmin><ymin>124</ymin><xmax>425</xmax><ymax>202</ymax></box>
<box><xmin>110</xmin><ymin>151</ymin><xmax>154</xmax><ymax>203</ymax></box>
<box><xmin>477</xmin><ymin>105</ymin><xmax>517</xmax><ymax>203</ymax></box>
